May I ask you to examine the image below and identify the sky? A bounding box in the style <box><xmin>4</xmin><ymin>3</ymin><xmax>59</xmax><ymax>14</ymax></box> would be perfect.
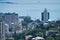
<box><xmin>0</xmin><ymin>0</ymin><xmax>60</xmax><ymax>20</ymax></box>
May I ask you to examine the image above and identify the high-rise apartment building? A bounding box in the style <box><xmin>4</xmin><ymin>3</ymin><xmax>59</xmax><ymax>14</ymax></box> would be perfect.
<box><xmin>0</xmin><ymin>17</ymin><xmax>5</xmax><ymax>40</ymax></box>
<box><xmin>0</xmin><ymin>13</ymin><xmax>18</xmax><ymax>32</ymax></box>
<box><xmin>4</xmin><ymin>13</ymin><xmax>18</xmax><ymax>32</ymax></box>
<box><xmin>41</xmin><ymin>8</ymin><xmax>50</xmax><ymax>22</ymax></box>
<box><xmin>0</xmin><ymin>13</ymin><xmax>19</xmax><ymax>40</ymax></box>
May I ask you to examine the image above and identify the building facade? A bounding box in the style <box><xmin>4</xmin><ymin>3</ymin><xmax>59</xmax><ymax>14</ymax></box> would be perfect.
<box><xmin>41</xmin><ymin>8</ymin><xmax>50</xmax><ymax>22</ymax></box>
<box><xmin>4</xmin><ymin>13</ymin><xmax>18</xmax><ymax>32</ymax></box>
<box><xmin>0</xmin><ymin>13</ymin><xmax>19</xmax><ymax>40</ymax></box>
<box><xmin>0</xmin><ymin>13</ymin><xmax>19</xmax><ymax>34</ymax></box>
<box><xmin>0</xmin><ymin>17</ymin><xmax>5</xmax><ymax>40</ymax></box>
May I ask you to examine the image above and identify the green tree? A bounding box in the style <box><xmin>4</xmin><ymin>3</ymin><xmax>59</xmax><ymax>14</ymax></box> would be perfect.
<box><xmin>46</xmin><ymin>36</ymin><xmax>55</xmax><ymax>40</ymax></box>
<box><xmin>37</xmin><ymin>32</ymin><xmax>43</xmax><ymax>37</ymax></box>
<box><xmin>35</xmin><ymin>19</ymin><xmax>40</xmax><ymax>23</ymax></box>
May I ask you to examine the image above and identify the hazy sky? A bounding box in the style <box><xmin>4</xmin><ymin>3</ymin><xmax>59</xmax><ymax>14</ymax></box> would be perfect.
<box><xmin>0</xmin><ymin>0</ymin><xmax>60</xmax><ymax>20</ymax></box>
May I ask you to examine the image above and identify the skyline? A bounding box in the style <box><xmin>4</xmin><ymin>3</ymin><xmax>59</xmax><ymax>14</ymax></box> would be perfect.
<box><xmin>0</xmin><ymin>0</ymin><xmax>60</xmax><ymax>20</ymax></box>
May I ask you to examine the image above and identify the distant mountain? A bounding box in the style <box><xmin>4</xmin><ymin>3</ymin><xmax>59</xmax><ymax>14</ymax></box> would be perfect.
<box><xmin>0</xmin><ymin>2</ymin><xmax>17</xmax><ymax>4</ymax></box>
